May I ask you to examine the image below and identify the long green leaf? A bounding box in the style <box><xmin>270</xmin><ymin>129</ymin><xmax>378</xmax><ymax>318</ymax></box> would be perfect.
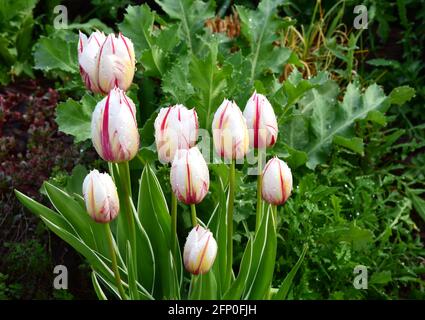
<box><xmin>273</xmin><ymin>244</ymin><xmax>308</xmax><ymax>300</ymax></box>
<box><xmin>137</xmin><ymin>163</ymin><xmax>180</xmax><ymax>299</ymax></box>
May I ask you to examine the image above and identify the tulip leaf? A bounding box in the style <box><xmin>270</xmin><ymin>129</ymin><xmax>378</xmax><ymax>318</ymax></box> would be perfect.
<box><xmin>126</xmin><ymin>241</ymin><xmax>140</xmax><ymax>300</ymax></box>
<box><xmin>189</xmin><ymin>271</ymin><xmax>218</xmax><ymax>300</ymax></box>
<box><xmin>55</xmin><ymin>94</ymin><xmax>97</xmax><ymax>143</ymax></box>
<box><xmin>91</xmin><ymin>271</ymin><xmax>108</xmax><ymax>300</ymax></box>
<box><xmin>43</xmin><ymin>182</ymin><xmax>111</xmax><ymax>259</ymax></box>
<box><xmin>222</xmin><ymin>237</ymin><xmax>253</xmax><ymax>300</ymax></box>
<box><xmin>137</xmin><ymin>163</ymin><xmax>181</xmax><ymax>299</ymax></box>
<box><xmin>15</xmin><ymin>190</ymin><xmax>117</xmax><ymax>287</ymax></box>
<box><xmin>243</xmin><ymin>205</ymin><xmax>277</xmax><ymax>299</ymax></box>
<box><xmin>273</xmin><ymin>244</ymin><xmax>308</xmax><ymax>300</ymax></box>
<box><xmin>208</xmin><ymin>173</ymin><xmax>229</xmax><ymax>297</ymax></box>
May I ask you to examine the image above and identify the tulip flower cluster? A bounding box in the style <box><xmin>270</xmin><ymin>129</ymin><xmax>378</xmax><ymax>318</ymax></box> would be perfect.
<box><xmin>78</xmin><ymin>30</ymin><xmax>139</xmax><ymax>224</ymax></box>
<box><xmin>77</xmin><ymin>29</ymin><xmax>293</xmax><ymax>289</ymax></box>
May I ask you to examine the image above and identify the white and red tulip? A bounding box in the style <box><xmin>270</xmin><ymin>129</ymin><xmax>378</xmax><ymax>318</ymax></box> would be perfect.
<box><xmin>212</xmin><ymin>99</ymin><xmax>249</xmax><ymax>160</ymax></box>
<box><xmin>170</xmin><ymin>147</ymin><xmax>209</xmax><ymax>205</ymax></box>
<box><xmin>154</xmin><ymin>104</ymin><xmax>199</xmax><ymax>164</ymax></box>
<box><xmin>82</xmin><ymin>170</ymin><xmax>120</xmax><ymax>223</ymax></box>
<box><xmin>183</xmin><ymin>225</ymin><xmax>217</xmax><ymax>275</ymax></box>
<box><xmin>91</xmin><ymin>87</ymin><xmax>140</xmax><ymax>163</ymax></box>
<box><xmin>243</xmin><ymin>91</ymin><xmax>278</xmax><ymax>149</ymax></box>
<box><xmin>261</xmin><ymin>157</ymin><xmax>293</xmax><ymax>205</ymax></box>
<box><xmin>78</xmin><ymin>30</ymin><xmax>106</xmax><ymax>93</ymax></box>
<box><xmin>96</xmin><ymin>33</ymin><xmax>136</xmax><ymax>93</ymax></box>
<box><xmin>78</xmin><ymin>31</ymin><xmax>135</xmax><ymax>94</ymax></box>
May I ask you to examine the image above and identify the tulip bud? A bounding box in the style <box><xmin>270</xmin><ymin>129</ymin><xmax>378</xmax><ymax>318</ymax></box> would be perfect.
<box><xmin>243</xmin><ymin>91</ymin><xmax>278</xmax><ymax>149</ymax></box>
<box><xmin>91</xmin><ymin>87</ymin><xmax>140</xmax><ymax>162</ymax></box>
<box><xmin>170</xmin><ymin>147</ymin><xmax>209</xmax><ymax>205</ymax></box>
<box><xmin>212</xmin><ymin>99</ymin><xmax>249</xmax><ymax>160</ymax></box>
<box><xmin>261</xmin><ymin>157</ymin><xmax>293</xmax><ymax>205</ymax></box>
<box><xmin>78</xmin><ymin>30</ymin><xmax>106</xmax><ymax>93</ymax></box>
<box><xmin>82</xmin><ymin>170</ymin><xmax>120</xmax><ymax>223</ymax></box>
<box><xmin>183</xmin><ymin>225</ymin><xmax>217</xmax><ymax>275</ymax></box>
<box><xmin>96</xmin><ymin>33</ymin><xmax>136</xmax><ymax>93</ymax></box>
<box><xmin>154</xmin><ymin>104</ymin><xmax>199</xmax><ymax>164</ymax></box>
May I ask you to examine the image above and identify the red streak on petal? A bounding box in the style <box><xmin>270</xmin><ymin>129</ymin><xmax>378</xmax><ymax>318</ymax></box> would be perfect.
<box><xmin>101</xmin><ymin>93</ymin><xmax>113</xmax><ymax>161</ymax></box>
<box><xmin>218</xmin><ymin>101</ymin><xmax>230</xmax><ymax>129</ymax></box>
<box><xmin>90</xmin><ymin>177</ymin><xmax>96</xmax><ymax>217</ymax></box>
<box><xmin>254</xmin><ymin>95</ymin><xmax>260</xmax><ymax>148</ymax></box>
<box><xmin>278</xmin><ymin>160</ymin><xmax>286</xmax><ymax>204</ymax></box>
<box><xmin>110</xmin><ymin>35</ymin><xmax>115</xmax><ymax>54</ymax></box>
<box><xmin>186</xmin><ymin>152</ymin><xmax>193</xmax><ymax>203</ymax></box>
<box><xmin>79</xmin><ymin>36</ymin><xmax>83</xmax><ymax>53</ymax></box>
<box><xmin>122</xmin><ymin>93</ymin><xmax>136</xmax><ymax>123</ymax></box>
<box><xmin>195</xmin><ymin>234</ymin><xmax>211</xmax><ymax>275</ymax></box>
<box><xmin>270</xmin><ymin>134</ymin><xmax>276</xmax><ymax>146</ymax></box>
<box><xmin>120</xmin><ymin>33</ymin><xmax>133</xmax><ymax>63</ymax></box>
<box><xmin>96</xmin><ymin>40</ymin><xmax>107</xmax><ymax>94</ymax></box>
<box><xmin>161</xmin><ymin>107</ymin><xmax>172</xmax><ymax>131</ymax></box>
<box><xmin>93</xmin><ymin>34</ymin><xmax>101</xmax><ymax>47</ymax></box>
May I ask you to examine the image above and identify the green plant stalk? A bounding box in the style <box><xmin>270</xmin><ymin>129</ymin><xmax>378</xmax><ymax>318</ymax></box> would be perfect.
<box><xmin>190</xmin><ymin>204</ymin><xmax>197</xmax><ymax>227</ymax></box>
<box><xmin>171</xmin><ymin>192</ymin><xmax>178</xmax><ymax>257</ymax></box>
<box><xmin>104</xmin><ymin>223</ymin><xmax>127</xmax><ymax>300</ymax></box>
<box><xmin>272</xmin><ymin>205</ymin><xmax>278</xmax><ymax>227</ymax></box>
<box><xmin>303</xmin><ymin>0</ymin><xmax>321</xmax><ymax>60</ymax></box>
<box><xmin>116</xmin><ymin>162</ymin><xmax>137</xmax><ymax>277</ymax></box>
<box><xmin>256</xmin><ymin>150</ymin><xmax>263</xmax><ymax>232</ymax></box>
<box><xmin>226</xmin><ymin>159</ymin><xmax>236</xmax><ymax>288</ymax></box>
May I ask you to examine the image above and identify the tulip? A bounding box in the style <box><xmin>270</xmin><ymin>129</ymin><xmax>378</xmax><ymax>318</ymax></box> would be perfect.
<box><xmin>96</xmin><ymin>33</ymin><xmax>136</xmax><ymax>93</ymax></box>
<box><xmin>154</xmin><ymin>104</ymin><xmax>199</xmax><ymax>164</ymax></box>
<box><xmin>212</xmin><ymin>99</ymin><xmax>249</xmax><ymax>160</ymax></box>
<box><xmin>82</xmin><ymin>169</ymin><xmax>120</xmax><ymax>223</ymax></box>
<box><xmin>261</xmin><ymin>157</ymin><xmax>293</xmax><ymax>205</ymax></box>
<box><xmin>183</xmin><ymin>225</ymin><xmax>217</xmax><ymax>275</ymax></box>
<box><xmin>91</xmin><ymin>87</ymin><xmax>140</xmax><ymax>162</ymax></box>
<box><xmin>78</xmin><ymin>30</ymin><xmax>106</xmax><ymax>93</ymax></box>
<box><xmin>170</xmin><ymin>147</ymin><xmax>209</xmax><ymax>205</ymax></box>
<box><xmin>243</xmin><ymin>91</ymin><xmax>278</xmax><ymax>149</ymax></box>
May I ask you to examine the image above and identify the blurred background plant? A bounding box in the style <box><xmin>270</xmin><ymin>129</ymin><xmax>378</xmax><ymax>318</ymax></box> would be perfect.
<box><xmin>1</xmin><ymin>0</ymin><xmax>424</xmax><ymax>299</ymax></box>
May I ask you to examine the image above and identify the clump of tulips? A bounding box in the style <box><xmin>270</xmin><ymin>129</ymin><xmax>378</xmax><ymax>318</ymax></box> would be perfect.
<box><xmin>16</xmin><ymin>30</ymin><xmax>296</xmax><ymax>300</ymax></box>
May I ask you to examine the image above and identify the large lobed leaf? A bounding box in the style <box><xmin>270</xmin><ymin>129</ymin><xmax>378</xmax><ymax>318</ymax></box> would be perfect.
<box><xmin>55</xmin><ymin>94</ymin><xmax>97</xmax><ymax>143</ymax></box>
<box><xmin>118</xmin><ymin>4</ymin><xmax>179</xmax><ymax>77</ymax></box>
<box><xmin>155</xmin><ymin>0</ymin><xmax>214</xmax><ymax>53</ymax></box>
<box><xmin>236</xmin><ymin>0</ymin><xmax>293</xmax><ymax>84</ymax></box>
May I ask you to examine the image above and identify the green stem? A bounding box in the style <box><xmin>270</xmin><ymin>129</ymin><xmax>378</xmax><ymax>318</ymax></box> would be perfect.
<box><xmin>104</xmin><ymin>223</ymin><xmax>127</xmax><ymax>300</ymax></box>
<box><xmin>272</xmin><ymin>205</ymin><xmax>278</xmax><ymax>227</ymax></box>
<box><xmin>190</xmin><ymin>204</ymin><xmax>197</xmax><ymax>227</ymax></box>
<box><xmin>226</xmin><ymin>160</ymin><xmax>236</xmax><ymax>287</ymax></box>
<box><xmin>303</xmin><ymin>0</ymin><xmax>320</xmax><ymax>60</ymax></box>
<box><xmin>256</xmin><ymin>150</ymin><xmax>264</xmax><ymax>232</ymax></box>
<box><xmin>171</xmin><ymin>192</ymin><xmax>178</xmax><ymax>258</ymax></box>
<box><xmin>116</xmin><ymin>162</ymin><xmax>137</xmax><ymax>277</ymax></box>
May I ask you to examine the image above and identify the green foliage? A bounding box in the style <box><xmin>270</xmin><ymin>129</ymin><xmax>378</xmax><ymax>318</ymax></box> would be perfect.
<box><xmin>55</xmin><ymin>94</ymin><xmax>97</xmax><ymax>143</ymax></box>
<box><xmin>12</xmin><ymin>0</ymin><xmax>425</xmax><ymax>300</ymax></box>
<box><xmin>0</xmin><ymin>0</ymin><xmax>37</xmax><ymax>84</ymax></box>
